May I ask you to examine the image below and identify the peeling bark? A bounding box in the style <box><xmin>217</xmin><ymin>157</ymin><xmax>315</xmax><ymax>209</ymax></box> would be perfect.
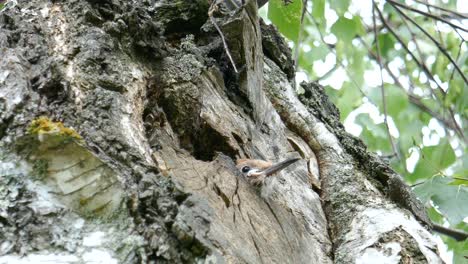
<box><xmin>0</xmin><ymin>0</ymin><xmax>443</xmax><ymax>263</ymax></box>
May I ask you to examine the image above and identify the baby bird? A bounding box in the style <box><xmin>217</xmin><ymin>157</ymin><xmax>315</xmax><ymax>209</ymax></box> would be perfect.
<box><xmin>236</xmin><ymin>157</ymin><xmax>300</xmax><ymax>185</ymax></box>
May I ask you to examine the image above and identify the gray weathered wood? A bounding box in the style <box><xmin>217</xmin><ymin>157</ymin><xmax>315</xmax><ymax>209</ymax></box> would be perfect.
<box><xmin>0</xmin><ymin>0</ymin><xmax>442</xmax><ymax>263</ymax></box>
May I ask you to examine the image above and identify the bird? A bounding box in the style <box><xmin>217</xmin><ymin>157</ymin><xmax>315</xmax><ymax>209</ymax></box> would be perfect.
<box><xmin>236</xmin><ymin>157</ymin><xmax>300</xmax><ymax>185</ymax></box>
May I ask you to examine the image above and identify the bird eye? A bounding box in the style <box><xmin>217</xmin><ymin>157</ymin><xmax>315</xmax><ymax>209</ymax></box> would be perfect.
<box><xmin>241</xmin><ymin>166</ymin><xmax>250</xmax><ymax>173</ymax></box>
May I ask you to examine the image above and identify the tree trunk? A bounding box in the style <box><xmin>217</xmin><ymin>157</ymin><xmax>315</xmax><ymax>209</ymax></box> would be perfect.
<box><xmin>0</xmin><ymin>0</ymin><xmax>443</xmax><ymax>263</ymax></box>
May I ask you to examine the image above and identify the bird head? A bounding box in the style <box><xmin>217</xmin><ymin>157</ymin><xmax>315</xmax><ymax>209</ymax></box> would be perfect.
<box><xmin>236</xmin><ymin>157</ymin><xmax>300</xmax><ymax>185</ymax></box>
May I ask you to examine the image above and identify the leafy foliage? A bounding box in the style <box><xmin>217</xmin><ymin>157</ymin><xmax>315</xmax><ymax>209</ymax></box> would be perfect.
<box><xmin>415</xmin><ymin>176</ymin><xmax>468</xmax><ymax>225</ymax></box>
<box><xmin>268</xmin><ymin>0</ymin><xmax>303</xmax><ymax>44</ymax></box>
<box><xmin>264</xmin><ymin>0</ymin><xmax>467</xmax><ymax>262</ymax></box>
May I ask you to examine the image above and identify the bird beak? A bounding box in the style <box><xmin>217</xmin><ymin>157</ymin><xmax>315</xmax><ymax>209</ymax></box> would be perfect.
<box><xmin>261</xmin><ymin>158</ymin><xmax>300</xmax><ymax>176</ymax></box>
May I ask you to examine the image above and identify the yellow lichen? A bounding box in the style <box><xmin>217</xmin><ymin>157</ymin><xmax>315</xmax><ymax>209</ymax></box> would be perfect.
<box><xmin>28</xmin><ymin>117</ymin><xmax>82</xmax><ymax>140</ymax></box>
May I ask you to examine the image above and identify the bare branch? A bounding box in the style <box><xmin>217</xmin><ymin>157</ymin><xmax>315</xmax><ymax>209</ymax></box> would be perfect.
<box><xmin>380</xmin><ymin>5</ymin><xmax>467</xmax><ymax>142</ymax></box>
<box><xmin>209</xmin><ymin>4</ymin><xmax>239</xmax><ymax>73</ymax></box>
<box><xmin>449</xmin><ymin>40</ymin><xmax>463</xmax><ymax>82</ymax></box>
<box><xmin>392</xmin><ymin>8</ymin><xmax>445</xmax><ymax>105</ymax></box>
<box><xmin>359</xmin><ymin>37</ymin><xmax>466</xmax><ymax>141</ymax></box>
<box><xmin>433</xmin><ymin>224</ymin><xmax>468</xmax><ymax>241</ymax></box>
<box><xmin>413</xmin><ymin>0</ymin><xmax>468</xmax><ymax>19</ymax></box>
<box><xmin>388</xmin><ymin>2</ymin><xmax>468</xmax><ymax>85</ymax></box>
<box><xmin>421</xmin><ymin>2</ymin><xmax>444</xmax><ymax>48</ymax></box>
<box><xmin>313</xmin><ymin>63</ymin><xmax>339</xmax><ymax>82</ymax></box>
<box><xmin>386</xmin><ymin>0</ymin><xmax>468</xmax><ymax>33</ymax></box>
<box><xmin>375</xmin><ymin>7</ymin><xmax>446</xmax><ymax>96</ymax></box>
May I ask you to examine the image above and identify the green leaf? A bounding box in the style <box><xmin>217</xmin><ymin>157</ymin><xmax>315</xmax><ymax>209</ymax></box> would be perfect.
<box><xmin>352</xmin><ymin>15</ymin><xmax>365</xmax><ymax>36</ymax></box>
<box><xmin>432</xmin><ymin>54</ymin><xmax>449</xmax><ymax>81</ymax></box>
<box><xmin>451</xmin><ymin>155</ymin><xmax>468</xmax><ymax>181</ymax></box>
<box><xmin>347</xmin><ymin>46</ymin><xmax>367</xmax><ymax>87</ymax></box>
<box><xmin>367</xmin><ymin>85</ymin><xmax>408</xmax><ymax>118</ymax></box>
<box><xmin>432</xmin><ymin>189</ymin><xmax>468</xmax><ymax>225</ymax></box>
<box><xmin>330</xmin><ymin>0</ymin><xmax>350</xmax><ymax>15</ymax></box>
<box><xmin>447</xmin><ymin>239</ymin><xmax>468</xmax><ymax>264</ymax></box>
<box><xmin>328</xmin><ymin>82</ymin><xmax>363</xmax><ymax>120</ymax></box>
<box><xmin>410</xmin><ymin>139</ymin><xmax>456</xmax><ymax>182</ymax></box>
<box><xmin>330</xmin><ymin>16</ymin><xmax>365</xmax><ymax>45</ymax></box>
<box><xmin>442</xmin><ymin>222</ymin><xmax>468</xmax><ymax>264</ymax></box>
<box><xmin>268</xmin><ymin>0</ymin><xmax>303</xmax><ymax>44</ymax></box>
<box><xmin>410</xmin><ymin>160</ymin><xmax>437</xmax><ymax>183</ymax></box>
<box><xmin>414</xmin><ymin>176</ymin><xmax>468</xmax><ymax>225</ymax></box>
<box><xmin>331</xmin><ymin>16</ymin><xmax>358</xmax><ymax>43</ymax></box>
<box><xmin>311</xmin><ymin>0</ymin><xmax>325</xmax><ymax>20</ymax></box>
<box><xmin>425</xmin><ymin>138</ymin><xmax>456</xmax><ymax>169</ymax></box>
<box><xmin>304</xmin><ymin>44</ymin><xmax>329</xmax><ymax>62</ymax></box>
<box><xmin>375</xmin><ymin>33</ymin><xmax>396</xmax><ymax>58</ymax></box>
<box><xmin>427</xmin><ymin>206</ymin><xmax>444</xmax><ymax>224</ymax></box>
<box><xmin>383</xmin><ymin>2</ymin><xmax>398</xmax><ymax>19</ymax></box>
<box><xmin>397</xmin><ymin>120</ymin><xmax>423</xmax><ymax>152</ymax></box>
<box><xmin>446</xmin><ymin>78</ymin><xmax>467</xmax><ymax>114</ymax></box>
<box><xmin>390</xmin><ymin>158</ymin><xmax>406</xmax><ymax>175</ymax></box>
<box><xmin>386</xmin><ymin>87</ymin><xmax>408</xmax><ymax>118</ymax></box>
<box><xmin>355</xmin><ymin>113</ymin><xmax>392</xmax><ymax>153</ymax></box>
<box><xmin>394</xmin><ymin>104</ymin><xmax>425</xmax><ymax>150</ymax></box>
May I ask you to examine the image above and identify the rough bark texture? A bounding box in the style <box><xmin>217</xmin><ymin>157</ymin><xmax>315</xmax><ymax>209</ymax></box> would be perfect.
<box><xmin>0</xmin><ymin>0</ymin><xmax>443</xmax><ymax>263</ymax></box>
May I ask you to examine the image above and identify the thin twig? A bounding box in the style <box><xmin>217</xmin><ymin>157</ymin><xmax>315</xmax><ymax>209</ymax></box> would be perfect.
<box><xmin>386</xmin><ymin>0</ymin><xmax>468</xmax><ymax>33</ymax></box>
<box><xmin>375</xmin><ymin>7</ymin><xmax>446</xmax><ymax>96</ymax></box>
<box><xmin>389</xmin><ymin>2</ymin><xmax>468</xmax><ymax>85</ymax></box>
<box><xmin>449</xmin><ymin>39</ymin><xmax>464</xmax><ymax>83</ymax></box>
<box><xmin>413</xmin><ymin>0</ymin><xmax>468</xmax><ymax>19</ymax></box>
<box><xmin>209</xmin><ymin>4</ymin><xmax>238</xmax><ymax>73</ymax></box>
<box><xmin>389</xmin><ymin>3</ymin><xmax>468</xmax><ymax>141</ymax></box>
<box><xmin>422</xmin><ymin>7</ymin><xmax>457</xmax><ymax>144</ymax></box>
<box><xmin>397</xmin><ymin>14</ymin><xmax>432</xmax><ymax>90</ymax></box>
<box><xmin>359</xmin><ymin>37</ymin><xmax>466</xmax><ymax>142</ymax></box>
<box><xmin>392</xmin><ymin>8</ymin><xmax>446</xmax><ymax>108</ymax></box>
<box><xmin>423</xmin><ymin>2</ymin><xmax>444</xmax><ymax>44</ymax></box>
<box><xmin>453</xmin><ymin>177</ymin><xmax>468</xmax><ymax>181</ymax></box>
<box><xmin>313</xmin><ymin>63</ymin><xmax>339</xmax><ymax>82</ymax></box>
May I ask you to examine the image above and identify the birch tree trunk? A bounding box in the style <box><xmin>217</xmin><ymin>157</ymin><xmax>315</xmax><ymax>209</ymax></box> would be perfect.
<box><xmin>0</xmin><ymin>0</ymin><xmax>443</xmax><ymax>263</ymax></box>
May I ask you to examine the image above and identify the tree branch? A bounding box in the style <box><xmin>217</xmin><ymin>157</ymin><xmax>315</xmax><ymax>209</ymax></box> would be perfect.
<box><xmin>313</xmin><ymin>62</ymin><xmax>339</xmax><ymax>82</ymax></box>
<box><xmin>413</xmin><ymin>0</ymin><xmax>468</xmax><ymax>19</ymax></box>
<box><xmin>375</xmin><ymin>5</ymin><xmax>451</xmax><ymax>118</ymax></box>
<box><xmin>449</xmin><ymin>40</ymin><xmax>463</xmax><ymax>82</ymax></box>
<box><xmin>388</xmin><ymin>2</ymin><xmax>468</xmax><ymax>85</ymax></box>
<box><xmin>359</xmin><ymin>37</ymin><xmax>466</xmax><ymax>141</ymax></box>
<box><xmin>209</xmin><ymin>3</ymin><xmax>239</xmax><ymax>73</ymax></box>
<box><xmin>433</xmin><ymin>224</ymin><xmax>468</xmax><ymax>241</ymax></box>
<box><xmin>386</xmin><ymin>0</ymin><xmax>468</xmax><ymax>33</ymax></box>
<box><xmin>375</xmin><ymin>4</ymin><xmax>465</xmax><ymax>145</ymax></box>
